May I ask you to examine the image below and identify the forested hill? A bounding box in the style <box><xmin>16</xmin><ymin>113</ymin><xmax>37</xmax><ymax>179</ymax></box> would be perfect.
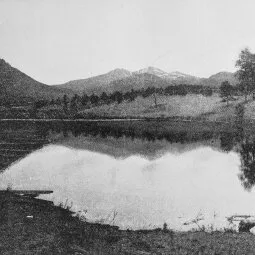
<box><xmin>0</xmin><ymin>59</ymin><xmax>73</xmax><ymax>104</ymax></box>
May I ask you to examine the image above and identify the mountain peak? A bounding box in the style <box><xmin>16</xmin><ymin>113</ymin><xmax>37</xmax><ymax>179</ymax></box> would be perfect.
<box><xmin>107</xmin><ymin>68</ymin><xmax>131</xmax><ymax>76</ymax></box>
<box><xmin>168</xmin><ymin>71</ymin><xmax>191</xmax><ymax>79</ymax></box>
<box><xmin>0</xmin><ymin>58</ymin><xmax>11</xmax><ymax>69</ymax></box>
<box><xmin>169</xmin><ymin>71</ymin><xmax>186</xmax><ymax>75</ymax></box>
<box><xmin>0</xmin><ymin>58</ymin><xmax>73</xmax><ymax>101</ymax></box>
<box><xmin>0</xmin><ymin>58</ymin><xmax>6</xmax><ymax>64</ymax></box>
<box><xmin>135</xmin><ymin>66</ymin><xmax>169</xmax><ymax>78</ymax></box>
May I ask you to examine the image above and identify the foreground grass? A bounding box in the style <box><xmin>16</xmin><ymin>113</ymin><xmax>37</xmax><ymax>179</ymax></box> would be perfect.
<box><xmin>3</xmin><ymin>218</ymin><xmax>255</xmax><ymax>254</ymax></box>
<box><xmin>118</xmin><ymin>230</ymin><xmax>255</xmax><ymax>255</ymax></box>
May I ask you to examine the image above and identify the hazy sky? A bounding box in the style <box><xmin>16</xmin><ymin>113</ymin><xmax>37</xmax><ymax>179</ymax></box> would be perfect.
<box><xmin>1</xmin><ymin>0</ymin><xmax>255</xmax><ymax>84</ymax></box>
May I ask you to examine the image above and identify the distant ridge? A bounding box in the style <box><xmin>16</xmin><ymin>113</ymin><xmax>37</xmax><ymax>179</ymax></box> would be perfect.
<box><xmin>56</xmin><ymin>68</ymin><xmax>132</xmax><ymax>94</ymax></box>
<box><xmin>208</xmin><ymin>71</ymin><xmax>238</xmax><ymax>85</ymax></box>
<box><xmin>134</xmin><ymin>67</ymin><xmax>200</xmax><ymax>83</ymax></box>
<box><xmin>55</xmin><ymin>66</ymin><xmax>238</xmax><ymax>94</ymax></box>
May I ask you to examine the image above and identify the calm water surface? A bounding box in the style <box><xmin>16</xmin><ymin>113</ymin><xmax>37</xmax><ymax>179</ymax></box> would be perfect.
<box><xmin>0</xmin><ymin>121</ymin><xmax>254</xmax><ymax>230</ymax></box>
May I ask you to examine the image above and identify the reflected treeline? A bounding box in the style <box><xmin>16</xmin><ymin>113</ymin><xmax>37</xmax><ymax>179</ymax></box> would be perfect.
<box><xmin>218</xmin><ymin>120</ymin><xmax>255</xmax><ymax>191</ymax></box>
<box><xmin>223</xmin><ymin>103</ymin><xmax>255</xmax><ymax>191</ymax></box>
<box><xmin>0</xmin><ymin>120</ymin><xmax>219</xmax><ymax>171</ymax></box>
<box><xmin>219</xmin><ymin>132</ymin><xmax>235</xmax><ymax>152</ymax></box>
<box><xmin>45</xmin><ymin>120</ymin><xmax>219</xmax><ymax>144</ymax></box>
<box><xmin>0</xmin><ymin>121</ymin><xmax>50</xmax><ymax>171</ymax></box>
<box><xmin>45</xmin><ymin>119</ymin><xmax>255</xmax><ymax>192</ymax></box>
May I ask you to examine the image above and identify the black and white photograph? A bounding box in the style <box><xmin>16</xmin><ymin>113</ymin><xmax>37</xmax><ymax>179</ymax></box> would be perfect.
<box><xmin>1</xmin><ymin>0</ymin><xmax>255</xmax><ymax>254</ymax></box>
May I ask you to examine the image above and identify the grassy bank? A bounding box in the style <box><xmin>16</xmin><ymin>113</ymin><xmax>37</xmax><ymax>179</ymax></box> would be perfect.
<box><xmin>1</xmin><ymin>192</ymin><xmax>255</xmax><ymax>254</ymax></box>
<box><xmin>77</xmin><ymin>93</ymin><xmax>254</xmax><ymax>121</ymax></box>
<box><xmin>33</xmin><ymin>94</ymin><xmax>255</xmax><ymax>123</ymax></box>
<box><xmin>2</xmin><ymin>94</ymin><xmax>255</xmax><ymax>123</ymax></box>
<box><xmin>78</xmin><ymin>94</ymin><xmax>221</xmax><ymax>119</ymax></box>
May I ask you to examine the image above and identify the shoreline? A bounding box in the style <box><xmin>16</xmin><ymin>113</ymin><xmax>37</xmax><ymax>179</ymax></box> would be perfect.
<box><xmin>1</xmin><ymin>191</ymin><xmax>255</xmax><ymax>254</ymax></box>
<box><xmin>0</xmin><ymin>117</ymin><xmax>238</xmax><ymax>124</ymax></box>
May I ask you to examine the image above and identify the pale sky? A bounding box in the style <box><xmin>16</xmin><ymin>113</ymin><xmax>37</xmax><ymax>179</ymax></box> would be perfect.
<box><xmin>1</xmin><ymin>0</ymin><xmax>255</xmax><ymax>84</ymax></box>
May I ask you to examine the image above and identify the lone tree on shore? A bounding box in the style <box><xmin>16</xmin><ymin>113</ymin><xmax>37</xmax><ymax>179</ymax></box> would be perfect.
<box><xmin>235</xmin><ymin>48</ymin><xmax>255</xmax><ymax>101</ymax></box>
<box><xmin>220</xmin><ymin>81</ymin><xmax>232</xmax><ymax>105</ymax></box>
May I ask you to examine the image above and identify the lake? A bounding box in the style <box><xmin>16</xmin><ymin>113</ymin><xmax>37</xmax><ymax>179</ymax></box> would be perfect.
<box><xmin>0</xmin><ymin>120</ymin><xmax>255</xmax><ymax>231</ymax></box>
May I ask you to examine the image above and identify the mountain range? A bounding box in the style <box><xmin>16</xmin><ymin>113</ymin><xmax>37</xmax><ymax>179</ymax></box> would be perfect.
<box><xmin>0</xmin><ymin>59</ymin><xmax>238</xmax><ymax>102</ymax></box>
<box><xmin>54</xmin><ymin>66</ymin><xmax>238</xmax><ymax>94</ymax></box>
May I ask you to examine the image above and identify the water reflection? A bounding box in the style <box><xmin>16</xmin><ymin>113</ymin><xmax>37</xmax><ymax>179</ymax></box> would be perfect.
<box><xmin>218</xmin><ymin>123</ymin><xmax>255</xmax><ymax>191</ymax></box>
<box><xmin>0</xmin><ymin>144</ymin><xmax>247</xmax><ymax>230</ymax></box>
<box><xmin>1</xmin><ymin>120</ymin><xmax>255</xmax><ymax>229</ymax></box>
<box><xmin>0</xmin><ymin>120</ymin><xmax>220</xmax><ymax>170</ymax></box>
<box><xmin>0</xmin><ymin>121</ymin><xmax>50</xmax><ymax>171</ymax></box>
<box><xmin>219</xmin><ymin>132</ymin><xmax>235</xmax><ymax>152</ymax></box>
<box><xmin>1</xmin><ymin>120</ymin><xmax>255</xmax><ymax>189</ymax></box>
<box><xmin>238</xmin><ymin>139</ymin><xmax>255</xmax><ymax>191</ymax></box>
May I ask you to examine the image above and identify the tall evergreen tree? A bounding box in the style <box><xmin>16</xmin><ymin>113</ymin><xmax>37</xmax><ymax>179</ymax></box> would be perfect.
<box><xmin>220</xmin><ymin>81</ymin><xmax>232</xmax><ymax>105</ymax></box>
<box><xmin>70</xmin><ymin>94</ymin><xmax>79</xmax><ymax>116</ymax></box>
<box><xmin>81</xmin><ymin>93</ymin><xmax>89</xmax><ymax>106</ymax></box>
<box><xmin>100</xmin><ymin>92</ymin><xmax>108</xmax><ymax>103</ymax></box>
<box><xmin>90</xmin><ymin>94</ymin><xmax>100</xmax><ymax>105</ymax></box>
<box><xmin>63</xmin><ymin>95</ymin><xmax>69</xmax><ymax>115</ymax></box>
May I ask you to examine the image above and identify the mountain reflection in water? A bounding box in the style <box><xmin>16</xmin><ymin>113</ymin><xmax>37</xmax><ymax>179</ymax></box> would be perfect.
<box><xmin>1</xmin><ymin>120</ymin><xmax>255</xmax><ymax>230</ymax></box>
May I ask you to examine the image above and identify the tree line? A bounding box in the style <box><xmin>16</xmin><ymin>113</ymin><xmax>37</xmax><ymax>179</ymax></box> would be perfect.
<box><xmin>31</xmin><ymin>84</ymin><xmax>215</xmax><ymax>116</ymax></box>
